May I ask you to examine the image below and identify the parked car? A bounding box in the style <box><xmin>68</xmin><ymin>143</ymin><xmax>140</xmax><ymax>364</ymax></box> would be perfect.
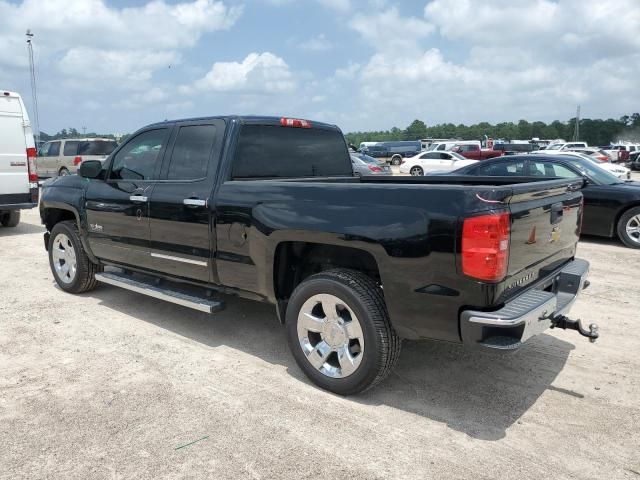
<box><xmin>362</xmin><ymin>140</ymin><xmax>421</xmax><ymax>165</ymax></box>
<box><xmin>399</xmin><ymin>150</ymin><xmax>476</xmax><ymax>175</ymax></box>
<box><xmin>540</xmin><ymin>142</ymin><xmax>589</xmax><ymax>153</ymax></box>
<box><xmin>428</xmin><ymin>140</ymin><xmax>480</xmax><ymax>152</ymax></box>
<box><xmin>565</xmin><ymin>147</ymin><xmax>612</xmax><ymax>163</ymax></box>
<box><xmin>39</xmin><ymin>115</ymin><xmax>596</xmax><ymax>395</ymax></box>
<box><xmin>492</xmin><ymin>143</ymin><xmax>535</xmax><ymax>155</ymax></box>
<box><xmin>602</xmin><ymin>144</ymin><xmax>640</xmax><ymax>164</ymax></box>
<box><xmin>451</xmin><ymin>144</ymin><xmax>504</xmax><ymax>160</ymax></box>
<box><xmin>0</xmin><ymin>89</ymin><xmax>39</xmax><ymax>228</ymax></box>
<box><xmin>37</xmin><ymin>138</ymin><xmax>118</xmax><ymax>178</ymax></box>
<box><xmin>350</xmin><ymin>154</ymin><xmax>390</xmax><ymax>176</ymax></box>
<box><xmin>556</xmin><ymin>152</ymin><xmax>630</xmax><ymax>179</ymax></box>
<box><xmin>450</xmin><ymin>154</ymin><xmax>640</xmax><ymax>248</ymax></box>
<box><xmin>629</xmin><ymin>151</ymin><xmax>640</xmax><ymax>171</ymax></box>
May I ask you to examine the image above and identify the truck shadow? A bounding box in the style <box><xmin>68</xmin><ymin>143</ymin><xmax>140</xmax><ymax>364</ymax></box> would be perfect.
<box><xmin>0</xmin><ymin>221</ymin><xmax>44</xmax><ymax>237</ymax></box>
<box><xmin>91</xmin><ymin>287</ymin><xmax>573</xmax><ymax>441</ymax></box>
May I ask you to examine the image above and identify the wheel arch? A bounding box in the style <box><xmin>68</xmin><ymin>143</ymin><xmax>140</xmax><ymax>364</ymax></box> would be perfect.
<box><xmin>273</xmin><ymin>241</ymin><xmax>382</xmax><ymax>324</ymax></box>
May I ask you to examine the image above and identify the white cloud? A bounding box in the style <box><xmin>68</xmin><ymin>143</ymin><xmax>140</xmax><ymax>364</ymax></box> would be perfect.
<box><xmin>300</xmin><ymin>34</ymin><xmax>333</xmax><ymax>52</ymax></box>
<box><xmin>349</xmin><ymin>7</ymin><xmax>434</xmax><ymax>53</ymax></box>
<box><xmin>0</xmin><ymin>0</ymin><xmax>241</xmax><ymax>79</ymax></box>
<box><xmin>336</xmin><ymin>0</ymin><xmax>640</xmax><ymax>131</ymax></box>
<box><xmin>188</xmin><ymin>52</ymin><xmax>296</xmax><ymax>94</ymax></box>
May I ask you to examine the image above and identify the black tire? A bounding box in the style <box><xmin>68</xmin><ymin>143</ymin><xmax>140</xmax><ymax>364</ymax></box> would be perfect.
<box><xmin>617</xmin><ymin>206</ymin><xmax>640</xmax><ymax>249</ymax></box>
<box><xmin>59</xmin><ymin>167</ymin><xmax>70</xmax><ymax>176</ymax></box>
<box><xmin>1</xmin><ymin>210</ymin><xmax>20</xmax><ymax>227</ymax></box>
<box><xmin>286</xmin><ymin>268</ymin><xmax>401</xmax><ymax>395</ymax></box>
<box><xmin>391</xmin><ymin>156</ymin><xmax>402</xmax><ymax>166</ymax></box>
<box><xmin>410</xmin><ymin>166</ymin><xmax>424</xmax><ymax>176</ymax></box>
<box><xmin>48</xmin><ymin>221</ymin><xmax>102</xmax><ymax>293</ymax></box>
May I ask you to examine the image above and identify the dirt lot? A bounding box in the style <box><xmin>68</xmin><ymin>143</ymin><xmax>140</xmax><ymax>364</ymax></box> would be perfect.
<box><xmin>2</xmin><ymin>197</ymin><xmax>640</xmax><ymax>479</ymax></box>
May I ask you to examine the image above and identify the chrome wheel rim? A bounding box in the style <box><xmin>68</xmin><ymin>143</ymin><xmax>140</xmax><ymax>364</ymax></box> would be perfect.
<box><xmin>626</xmin><ymin>215</ymin><xmax>640</xmax><ymax>244</ymax></box>
<box><xmin>59</xmin><ymin>169</ymin><xmax>69</xmax><ymax>176</ymax></box>
<box><xmin>51</xmin><ymin>233</ymin><xmax>77</xmax><ymax>284</ymax></box>
<box><xmin>410</xmin><ymin>167</ymin><xmax>422</xmax><ymax>176</ymax></box>
<box><xmin>297</xmin><ymin>294</ymin><xmax>365</xmax><ymax>379</ymax></box>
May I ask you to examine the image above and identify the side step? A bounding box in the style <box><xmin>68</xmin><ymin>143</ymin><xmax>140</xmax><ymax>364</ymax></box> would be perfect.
<box><xmin>95</xmin><ymin>271</ymin><xmax>224</xmax><ymax>313</ymax></box>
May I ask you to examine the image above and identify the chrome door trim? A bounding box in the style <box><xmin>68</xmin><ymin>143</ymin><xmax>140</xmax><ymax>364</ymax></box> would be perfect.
<box><xmin>150</xmin><ymin>252</ymin><xmax>208</xmax><ymax>266</ymax></box>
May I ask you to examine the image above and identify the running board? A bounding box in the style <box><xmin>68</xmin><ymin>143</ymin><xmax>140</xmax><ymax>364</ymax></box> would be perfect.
<box><xmin>95</xmin><ymin>271</ymin><xmax>224</xmax><ymax>314</ymax></box>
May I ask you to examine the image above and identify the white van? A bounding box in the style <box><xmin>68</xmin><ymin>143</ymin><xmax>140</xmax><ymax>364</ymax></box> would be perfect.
<box><xmin>0</xmin><ymin>90</ymin><xmax>38</xmax><ymax>227</ymax></box>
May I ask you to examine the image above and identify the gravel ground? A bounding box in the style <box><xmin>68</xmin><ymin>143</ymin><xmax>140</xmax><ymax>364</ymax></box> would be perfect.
<box><xmin>1</xmin><ymin>188</ymin><xmax>640</xmax><ymax>479</ymax></box>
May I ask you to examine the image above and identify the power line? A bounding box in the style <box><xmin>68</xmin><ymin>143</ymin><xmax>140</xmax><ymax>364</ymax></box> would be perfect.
<box><xmin>26</xmin><ymin>29</ymin><xmax>40</xmax><ymax>144</ymax></box>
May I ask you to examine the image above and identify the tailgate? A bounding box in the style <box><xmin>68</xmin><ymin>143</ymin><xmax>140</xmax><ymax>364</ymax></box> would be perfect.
<box><xmin>507</xmin><ymin>179</ymin><xmax>582</xmax><ymax>278</ymax></box>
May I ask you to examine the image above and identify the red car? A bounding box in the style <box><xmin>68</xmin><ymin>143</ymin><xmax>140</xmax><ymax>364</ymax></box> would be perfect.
<box><xmin>452</xmin><ymin>144</ymin><xmax>504</xmax><ymax>160</ymax></box>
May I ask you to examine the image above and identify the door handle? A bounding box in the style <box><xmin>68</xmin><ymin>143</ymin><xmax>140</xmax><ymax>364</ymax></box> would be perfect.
<box><xmin>129</xmin><ymin>195</ymin><xmax>148</xmax><ymax>202</ymax></box>
<box><xmin>183</xmin><ymin>198</ymin><xmax>207</xmax><ymax>207</ymax></box>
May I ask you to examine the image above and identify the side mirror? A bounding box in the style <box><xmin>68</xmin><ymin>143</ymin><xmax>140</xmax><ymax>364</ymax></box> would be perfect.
<box><xmin>79</xmin><ymin>160</ymin><xmax>103</xmax><ymax>179</ymax></box>
<box><xmin>582</xmin><ymin>176</ymin><xmax>592</xmax><ymax>186</ymax></box>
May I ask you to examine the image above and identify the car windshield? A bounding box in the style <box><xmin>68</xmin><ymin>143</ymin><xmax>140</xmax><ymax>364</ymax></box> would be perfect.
<box><xmin>563</xmin><ymin>156</ymin><xmax>623</xmax><ymax>185</ymax></box>
<box><xmin>450</xmin><ymin>151</ymin><xmax>466</xmax><ymax>161</ymax></box>
<box><xmin>350</xmin><ymin>155</ymin><xmax>366</xmax><ymax>165</ymax></box>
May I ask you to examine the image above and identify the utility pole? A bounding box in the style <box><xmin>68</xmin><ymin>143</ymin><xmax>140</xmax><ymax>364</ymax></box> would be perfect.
<box><xmin>572</xmin><ymin>105</ymin><xmax>580</xmax><ymax>141</ymax></box>
<box><xmin>26</xmin><ymin>30</ymin><xmax>40</xmax><ymax>144</ymax></box>
<box><xmin>82</xmin><ymin>126</ymin><xmax>87</xmax><ymax>136</ymax></box>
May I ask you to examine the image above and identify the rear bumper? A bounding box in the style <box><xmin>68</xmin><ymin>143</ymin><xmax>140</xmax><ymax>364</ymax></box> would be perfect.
<box><xmin>0</xmin><ymin>202</ymin><xmax>37</xmax><ymax>210</ymax></box>
<box><xmin>460</xmin><ymin>258</ymin><xmax>589</xmax><ymax>350</ymax></box>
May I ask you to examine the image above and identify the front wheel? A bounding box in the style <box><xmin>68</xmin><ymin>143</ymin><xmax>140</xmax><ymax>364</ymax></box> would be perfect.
<box><xmin>286</xmin><ymin>269</ymin><xmax>401</xmax><ymax>395</ymax></box>
<box><xmin>410</xmin><ymin>166</ymin><xmax>424</xmax><ymax>176</ymax></box>
<box><xmin>49</xmin><ymin>221</ymin><xmax>102</xmax><ymax>293</ymax></box>
<box><xmin>1</xmin><ymin>210</ymin><xmax>20</xmax><ymax>227</ymax></box>
<box><xmin>617</xmin><ymin>207</ymin><xmax>640</xmax><ymax>249</ymax></box>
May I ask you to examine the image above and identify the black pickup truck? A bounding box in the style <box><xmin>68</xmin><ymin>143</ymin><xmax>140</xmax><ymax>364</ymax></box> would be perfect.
<box><xmin>39</xmin><ymin>116</ymin><xmax>597</xmax><ymax>395</ymax></box>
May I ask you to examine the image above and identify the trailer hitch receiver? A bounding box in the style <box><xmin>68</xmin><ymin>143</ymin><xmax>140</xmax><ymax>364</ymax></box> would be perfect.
<box><xmin>550</xmin><ymin>314</ymin><xmax>599</xmax><ymax>343</ymax></box>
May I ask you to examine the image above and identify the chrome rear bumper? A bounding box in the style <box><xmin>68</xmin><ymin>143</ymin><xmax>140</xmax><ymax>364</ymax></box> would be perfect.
<box><xmin>460</xmin><ymin>258</ymin><xmax>590</xmax><ymax>350</ymax></box>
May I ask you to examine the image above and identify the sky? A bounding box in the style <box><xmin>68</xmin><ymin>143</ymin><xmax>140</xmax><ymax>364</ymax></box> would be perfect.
<box><xmin>0</xmin><ymin>0</ymin><xmax>639</xmax><ymax>135</ymax></box>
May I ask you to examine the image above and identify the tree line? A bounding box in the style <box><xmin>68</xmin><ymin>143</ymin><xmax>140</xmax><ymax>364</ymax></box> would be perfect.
<box><xmin>345</xmin><ymin>114</ymin><xmax>640</xmax><ymax>147</ymax></box>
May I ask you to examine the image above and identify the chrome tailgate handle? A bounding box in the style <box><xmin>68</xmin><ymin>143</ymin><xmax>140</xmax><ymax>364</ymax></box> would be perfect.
<box><xmin>129</xmin><ymin>195</ymin><xmax>148</xmax><ymax>202</ymax></box>
<box><xmin>183</xmin><ymin>198</ymin><xmax>207</xmax><ymax>207</ymax></box>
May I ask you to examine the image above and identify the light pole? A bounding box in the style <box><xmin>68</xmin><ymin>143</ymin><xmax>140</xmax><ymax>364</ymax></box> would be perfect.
<box><xmin>26</xmin><ymin>29</ymin><xmax>40</xmax><ymax>144</ymax></box>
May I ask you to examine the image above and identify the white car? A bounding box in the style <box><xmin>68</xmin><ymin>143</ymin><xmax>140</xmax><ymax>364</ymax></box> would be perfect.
<box><xmin>557</xmin><ymin>152</ymin><xmax>630</xmax><ymax>179</ymax></box>
<box><xmin>0</xmin><ymin>89</ymin><xmax>38</xmax><ymax>228</ymax></box>
<box><xmin>399</xmin><ymin>150</ymin><xmax>477</xmax><ymax>176</ymax></box>
<box><xmin>539</xmin><ymin>142</ymin><xmax>588</xmax><ymax>153</ymax></box>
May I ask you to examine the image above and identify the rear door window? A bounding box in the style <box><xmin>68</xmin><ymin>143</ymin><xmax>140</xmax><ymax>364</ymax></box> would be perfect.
<box><xmin>109</xmin><ymin>129</ymin><xmax>168</xmax><ymax>180</ymax></box>
<box><xmin>48</xmin><ymin>141</ymin><xmax>60</xmax><ymax>156</ymax></box>
<box><xmin>79</xmin><ymin>141</ymin><xmax>118</xmax><ymax>156</ymax></box>
<box><xmin>233</xmin><ymin>125</ymin><xmax>351</xmax><ymax>178</ymax></box>
<box><xmin>166</xmin><ymin>125</ymin><xmax>217</xmax><ymax>180</ymax></box>
<box><xmin>478</xmin><ymin>160</ymin><xmax>525</xmax><ymax>175</ymax></box>
<box><xmin>528</xmin><ymin>161</ymin><xmax>578</xmax><ymax>178</ymax></box>
<box><xmin>63</xmin><ymin>141</ymin><xmax>79</xmax><ymax>156</ymax></box>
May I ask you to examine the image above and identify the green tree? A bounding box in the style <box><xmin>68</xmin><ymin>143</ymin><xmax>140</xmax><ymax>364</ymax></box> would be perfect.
<box><xmin>405</xmin><ymin>119</ymin><xmax>427</xmax><ymax>140</ymax></box>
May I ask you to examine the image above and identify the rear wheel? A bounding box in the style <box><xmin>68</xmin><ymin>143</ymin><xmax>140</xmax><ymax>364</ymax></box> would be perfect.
<box><xmin>59</xmin><ymin>167</ymin><xmax>70</xmax><ymax>176</ymax></box>
<box><xmin>391</xmin><ymin>156</ymin><xmax>402</xmax><ymax>166</ymax></box>
<box><xmin>410</xmin><ymin>166</ymin><xmax>424</xmax><ymax>176</ymax></box>
<box><xmin>1</xmin><ymin>210</ymin><xmax>20</xmax><ymax>227</ymax></box>
<box><xmin>49</xmin><ymin>221</ymin><xmax>102</xmax><ymax>293</ymax></box>
<box><xmin>617</xmin><ymin>206</ymin><xmax>640</xmax><ymax>249</ymax></box>
<box><xmin>286</xmin><ymin>269</ymin><xmax>401</xmax><ymax>395</ymax></box>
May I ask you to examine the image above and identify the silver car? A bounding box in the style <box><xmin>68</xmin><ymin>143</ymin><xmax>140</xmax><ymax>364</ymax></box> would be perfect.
<box><xmin>351</xmin><ymin>154</ymin><xmax>391</xmax><ymax>176</ymax></box>
<box><xmin>37</xmin><ymin>138</ymin><xmax>117</xmax><ymax>178</ymax></box>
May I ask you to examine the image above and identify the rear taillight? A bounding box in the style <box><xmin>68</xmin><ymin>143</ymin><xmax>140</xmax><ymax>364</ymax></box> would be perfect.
<box><xmin>368</xmin><ymin>165</ymin><xmax>382</xmax><ymax>172</ymax></box>
<box><xmin>598</xmin><ymin>155</ymin><xmax>609</xmax><ymax>162</ymax></box>
<box><xmin>462</xmin><ymin>212</ymin><xmax>510</xmax><ymax>282</ymax></box>
<box><xmin>73</xmin><ymin>156</ymin><xmax>82</xmax><ymax>166</ymax></box>
<box><xmin>26</xmin><ymin>147</ymin><xmax>37</xmax><ymax>182</ymax></box>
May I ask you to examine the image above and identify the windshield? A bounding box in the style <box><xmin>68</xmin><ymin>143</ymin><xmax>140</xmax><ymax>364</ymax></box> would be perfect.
<box><xmin>546</xmin><ymin>144</ymin><xmax>562</xmax><ymax>150</ymax></box>
<box><xmin>564</xmin><ymin>156</ymin><xmax>623</xmax><ymax>185</ymax></box>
